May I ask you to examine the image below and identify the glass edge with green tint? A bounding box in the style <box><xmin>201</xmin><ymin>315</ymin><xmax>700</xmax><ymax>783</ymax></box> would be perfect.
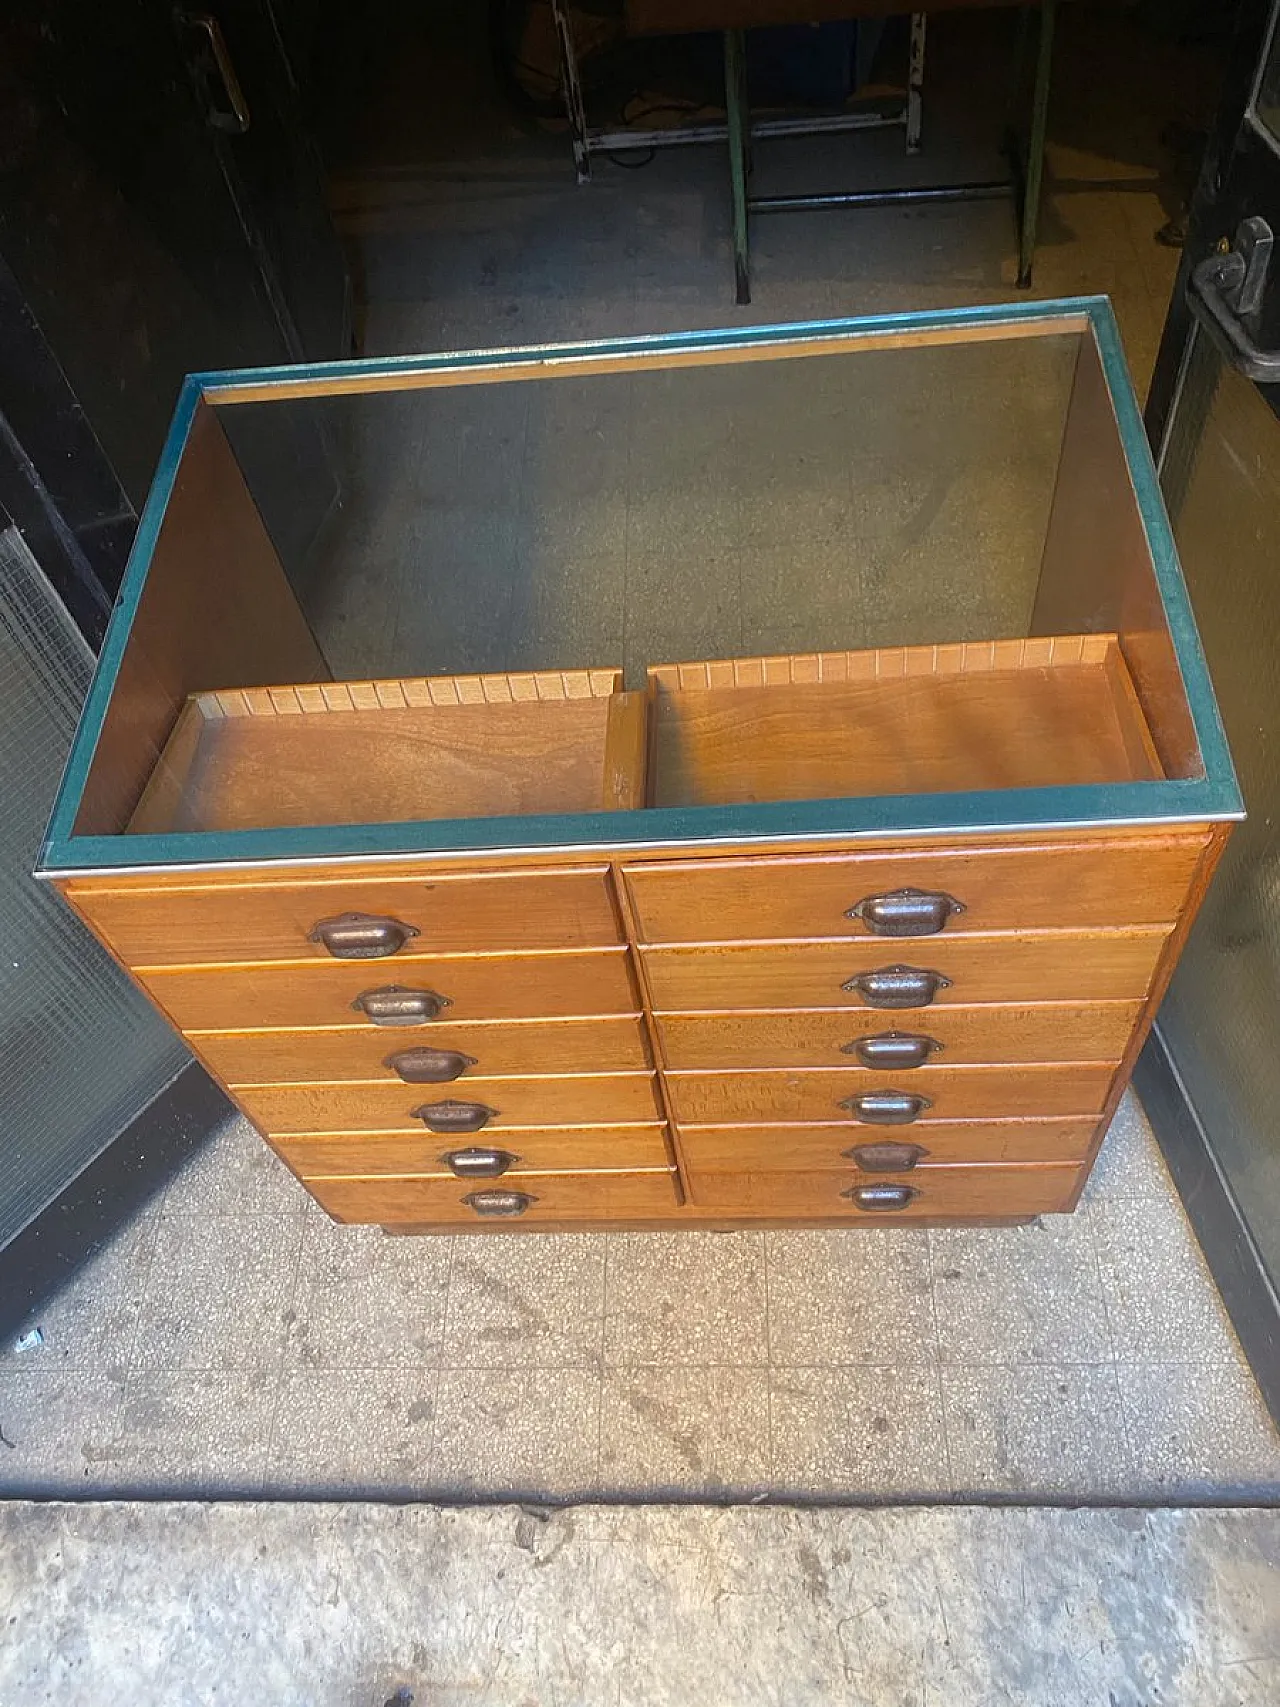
<box><xmin>35</xmin><ymin>297</ymin><xmax>1243</xmax><ymax>880</ymax></box>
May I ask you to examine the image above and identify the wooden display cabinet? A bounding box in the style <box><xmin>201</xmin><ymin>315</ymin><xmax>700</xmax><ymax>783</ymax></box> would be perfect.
<box><xmin>37</xmin><ymin>300</ymin><xmax>1241</xmax><ymax>1232</ymax></box>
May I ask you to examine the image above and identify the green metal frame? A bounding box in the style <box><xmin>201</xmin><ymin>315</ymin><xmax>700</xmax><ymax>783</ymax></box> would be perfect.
<box><xmin>725</xmin><ymin>29</ymin><xmax>751</xmax><ymax>306</ymax></box>
<box><xmin>724</xmin><ymin>1</ymin><xmax>1058</xmax><ymax>303</ymax></box>
<box><xmin>37</xmin><ymin>297</ymin><xmax>1241</xmax><ymax>879</ymax></box>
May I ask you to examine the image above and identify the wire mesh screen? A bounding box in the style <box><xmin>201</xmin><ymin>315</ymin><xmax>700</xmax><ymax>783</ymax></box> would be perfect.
<box><xmin>0</xmin><ymin>528</ymin><xmax>187</xmax><ymax>1249</ymax></box>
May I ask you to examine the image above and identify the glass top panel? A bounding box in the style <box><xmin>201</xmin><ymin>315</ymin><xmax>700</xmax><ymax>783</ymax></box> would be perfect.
<box><xmin>56</xmin><ymin>308</ymin><xmax>1228</xmax><ymax>863</ymax></box>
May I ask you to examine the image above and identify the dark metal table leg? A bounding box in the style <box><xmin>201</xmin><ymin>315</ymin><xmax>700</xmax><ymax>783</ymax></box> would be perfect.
<box><xmin>725</xmin><ymin>29</ymin><xmax>751</xmax><ymax>304</ymax></box>
<box><xmin>551</xmin><ymin>0</ymin><xmax>591</xmax><ymax>184</ymax></box>
<box><xmin>1017</xmin><ymin>0</ymin><xmax>1056</xmax><ymax>288</ymax></box>
<box><xmin>907</xmin><ymin>14</ymin><xmax>926</xmax><ymax>155</ymax></box>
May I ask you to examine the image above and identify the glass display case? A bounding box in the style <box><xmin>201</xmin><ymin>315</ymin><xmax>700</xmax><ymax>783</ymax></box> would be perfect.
<box><xmin>36</xmin><ymin>299</ymin><xmax>1241</xmax><ymax>1233</ymax></box>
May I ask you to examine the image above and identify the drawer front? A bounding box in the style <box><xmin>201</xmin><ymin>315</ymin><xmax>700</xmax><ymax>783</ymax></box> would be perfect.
<box><xmin>309</xmin><ymin>1168</ymin><xmax>680</xmax><ymax>1225</ymax></box>
<box><xmin>240</xmin><ymin>1074</ymin><xmax>662</xmax><ymax>1134</ymax></box>
<box><xmin>656</xmin><ymin>1003</ymin><xmax>1141</xmax><ymax>1069</ymax></box>
<box><xmin>201</xmin><ymin>1016</ymin><xmax>651</xmax><ymax>1086</ymax></box>
<box><xmin>666</xmin><ymin>1064</ymin><xmax>1114</xmax><ymax>1124</ymax></box>
<box><xmin>623</xmin><ymin>836</ymin><xmax>1205</xmax><ymax>943</ymax></box>
<box><xmin>279</xmin><ymin>1125</ymin><xmax>670</xmax><ymax>1177</ymax></box>
<box><xmin>643</xmin><ymin>931</ymin><xmax>1167</xmax><ymax>1012</ymax></box>
<box><xmin>678</xmin><ymin>1120</ymin><xmax>1097</xmax><ymax>1171</ymax></box>
<box><xmin>144</xmin><ymin>949</ymin><xmax>637</xmax><ymax>1031</ymax></box>
<box><xmin>69</xmin><ymin>866</ymin><xmax>620</xmax><ymax>968</ymax></box>
<box><xmin>687</xmin><ymin>1163</ymin><xmax>1081</xmax><ymax>1219</ymax></box>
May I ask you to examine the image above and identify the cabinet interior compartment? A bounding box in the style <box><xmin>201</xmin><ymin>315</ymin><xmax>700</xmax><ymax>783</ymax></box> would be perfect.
<box><xmin>647</xmin><ymin>634</ymin><xmax>1164</xmax><ymax>809</ymax></box>
<box><xmin>127</xmin><ymin>669</ymin><xmax>649</xmax><ymax>834</ymax></box>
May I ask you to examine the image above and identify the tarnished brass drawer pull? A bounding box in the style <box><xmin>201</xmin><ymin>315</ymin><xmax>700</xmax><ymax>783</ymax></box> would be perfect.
<box><xmin>412</xmin><ymin>1099</ymin><xmax>496</xmax><ymax>1134</ymax></box>
<box><xmin>842</xmin><ymin>1141</ymin><xmax>929</xmax><ymax>1172</ymax></box>
<box><xmin>839</xmin><ymin>1090</ymin><xmax>932</xmax><ymax>1124</ymax></box>
<box><xmin>842</xmin><ymin>1030</ymin><xmax>942</xmax><ymax>1069</ymax></box>
<box><xmin>385</xmin><ymin>1046</ymin><xmax>476</xmax><ymax>1082</ymax></box>
<box><xmin>843</xmin><ymin>1183</ymin><xmax>919</xmax><ymax>1212</ymax></box>
<box><xmin>846</xmin><ymin>887</ymin><xmax>965</xmax><ymax>937</ymax></box>
<box><xmin>842</xmin><ymin>965</ymin><xmax>951</xmax><ymax>1008</ymax></box>
<box><xmin>309</xmin><ymin>912</ymin><xmax>419</xmax><ymax>958</ymax></box>
<box><xmin>352</xmin><ymin>985</ymin><xmax>450</xmax><ymax>1026</ymax></box>
<box><xmin>464</xmin><ymin>1189</ymin><xmax>535</xmax><ymax>1218</ymax></box>
<box><xmin>442</xmin><ymin>1147</ymin><xmax>519</xmax><ymax>1179</ymax></box>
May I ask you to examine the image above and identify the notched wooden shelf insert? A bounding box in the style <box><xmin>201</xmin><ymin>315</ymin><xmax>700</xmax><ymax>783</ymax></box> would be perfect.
<box><xmin>127</xmin><ymin>668</ymin><xmax>650</xmax><ymax>834</ymax></box>
<box><xmin>647</xmin><ymin>634</ymin><xmax>1163</xmax><ymax>808</ymax></box>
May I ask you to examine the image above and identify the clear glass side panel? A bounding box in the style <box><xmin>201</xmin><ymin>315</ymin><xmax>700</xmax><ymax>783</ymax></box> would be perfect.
<box><xmin>1158</xmin><ymin>333</ymin><xmax>1280</xmax><ymax>1288</ymax></box>
<box><xmin>72</xmin><ymin>322</ymin><xmax>1202</xmax><ymax>844</ymax></box>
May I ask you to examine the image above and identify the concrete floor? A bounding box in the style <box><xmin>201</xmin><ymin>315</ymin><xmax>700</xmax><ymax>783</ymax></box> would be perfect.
<box><xmin>2</xmin><ymin>1093</ymin><xmax>1278</xmax><ymax>1501</ymax></box>
<box><xmin>2</xmin><ymin>1500</ymin><xmax>1278</xmax><ymax>1705</ymax></box>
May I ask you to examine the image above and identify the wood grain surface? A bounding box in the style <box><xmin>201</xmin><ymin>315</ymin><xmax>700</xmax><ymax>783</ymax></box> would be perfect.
<box><xmin>140</xmin><ymin>948</ymin><xmax>638</xmax><ymax>1030</ymax></box>
<box><xmin>623</xmin><ymin>835</ymin><xmax>1205</xmax><ymax>943</ymax></box>
<box><xmin>198</xmin><ymin>1016</ymin><xmax>651</xmax><ymax>1085</ymax></box>
<box><xmin>677</xmin><ymin>1119</ymin><xmax>1097</xmax><ymax>1171</ymax></box>
<box><xmin>74</xmin><ymin>865</ymin><xmax>621</xmax><ymax>967</ymax></box>
<box><xmin>665</xmin><ymin>1063</ymin><xmax>1114</xmax><ymax>1123</ymax></box>
<box><xmin>129</xmin><ymin>687</ymin><xmax>632</xmax><ymax>835</ymax></box>
<box><xmin>643</xmin><ymin>931</ymin><xmax>1169</xmax><ymax>1011</ymax></box>
<box><xmin>240</xmin><ymin>1073</ymin><xmax>663</xmax><ymax>1134</ymax></box>
<box><xmin>649</xmin><ymin>637</ymin><xmax>1161</xmax><ymax>809</ymax></box>
<box><xmin>654</xmin><ymin>1002</ymin><xmax>1141</xmax><ymax>1068</ymax></box>
<box><xmin>277</xmin><ymin>1125</ymin><xmax>671</xmax><ymax>1178</ymax></box>
<box><xmin>685</xmin><ymin>1162</ymin><xmax>1082</xmax><ymax>1217</ymax></box>
<box><xmin>309</xmin><ymin>1168</ymin><xmax>680</xmax><ymax>1225</ymax></box>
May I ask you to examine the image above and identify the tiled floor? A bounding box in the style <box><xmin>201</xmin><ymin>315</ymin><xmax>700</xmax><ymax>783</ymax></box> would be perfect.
<box><xmin>2</xmin><ymin>1093</ymin><xmax>1278</xmax><ymax>1500</ymax></box>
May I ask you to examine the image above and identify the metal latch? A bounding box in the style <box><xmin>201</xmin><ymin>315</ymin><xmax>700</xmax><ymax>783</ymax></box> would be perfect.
<box><xmin>1187</xmin><ymin>216</ymin><xmax>1280</xmax><ymax>383</ymax></box>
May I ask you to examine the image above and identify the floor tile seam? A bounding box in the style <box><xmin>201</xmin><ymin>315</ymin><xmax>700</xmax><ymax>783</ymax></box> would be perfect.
<box><xmin>424</xmin><ymin>1238</ymin><xmax>460</xmax><ymax>1473</ymax></box>
<box><xmin>272</xmin><ymin>1202</ymin><xmax>312</xmax><ymax>1391</ymax></box>
<box><xmin>109</xmin><ymin>1211</ymin><xmax>169</xmax><ymax>1384</ymax></box>
<box><xmin>766</xmin><ymin>1358</ymin><xmax>956</xmax><ymax>1376</ymax></box>
<box><xmin>153</xmin><ymin>1202</ymin><xmax>310</xmax><ymax>1222</ymax></box>
<box><xmin>1080</xmin><ymin>1189</ymin><xmax>1126</xmax><ymax>1361</ymax></box>
<box><xmin>763</xmin><ymin>1231</ymin><xmax>775</xmax><ymax>1481</ymax></box>
<box><xmin>596</xmin><ymin>1235</ymin><xmax>611</xmax><ymax>1477</ymax></box>
<box><xmin>600</xmin><ymin>1358</ymin><xmax>773</xmax><ymax>1372</ymax></box>
<box><xmin>923</xmin><ymin>1228</ymin><xmax>955</xmax><ymax>1487</ymax></box>
<box><xmin>276</xmin><ymin>1357</ymin><xmax>452</xmax><ymax>1375</ymax></box>
<box><xmin>100</xmin><ymin>1352</ymin><xmax>1125</xmax><ymax>1375</ymax></box>
<box><xmin>1084</xmin><ymin>1183</ymin><xmax>1184</xmax><ymax>1204</ymax></box>
<box><xmin>417</xmin><ymin>1365</ymin><xmax>446</xmax><ymax>1488</ymax></box>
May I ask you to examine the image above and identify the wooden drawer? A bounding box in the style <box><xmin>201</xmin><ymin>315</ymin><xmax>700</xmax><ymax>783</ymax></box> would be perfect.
<box><xmin>643</xmin><ymin>931</ymin><xmax>1167</xmax><ymax>1012</ymax></box>
<box><xmin>679</xmin><ymin>1119</ymin><xmax>1096</xmax><ymax>1171</ymax></box>
<box><xmin>666</xmin><ymin>1064</ymin><xmax>1113</xmax><ymax>1124</ymax></box>
<box><xmin>308</xmin><ymin>1168</ymin><xmax>680</xmax><ymax>1225</ymax></box>
<box><xmin>200</xmin><ymin>1016</ymin><xmax>651</xmax><ymax>1086</ymax></box>
<box><xmin>686</xmin><ymin>1163</ymin><xmax>1082</xmax><ymax>1219</ymax></box>
<box><xmin>240</xmin><ymin>1073</ymin><xmax>662</xmax><ymax>1134</ymax></box>
<box><xmin>656</xmin><ymin>1002</ymin><xmax>1141</xmax><ymax>1069</ymax></box>
<box><xmin>143</xmin><ymin>948</ymin><xmax>637</xmax><ymax>1031</ymax></box>
<box><xmin>68</xmin><ymin>865</ymin><xmax>621</xmax><ymax>968</ymax></box>
<box><xmin>623</xmin><ymin>836</ymin><xmax>1205</xmax><ymax>943</ymax></box>
<box><xmin>279</xmin><ymin>1125</ymin><xmax>670</xmax><ymax>1177</ymax></box>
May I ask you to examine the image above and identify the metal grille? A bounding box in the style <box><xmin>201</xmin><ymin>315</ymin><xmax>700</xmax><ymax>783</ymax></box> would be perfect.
<box><xmin>0</xmin><ymin>528</ymin><xmax>187</xmax><ymax>1249</ymax></box>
